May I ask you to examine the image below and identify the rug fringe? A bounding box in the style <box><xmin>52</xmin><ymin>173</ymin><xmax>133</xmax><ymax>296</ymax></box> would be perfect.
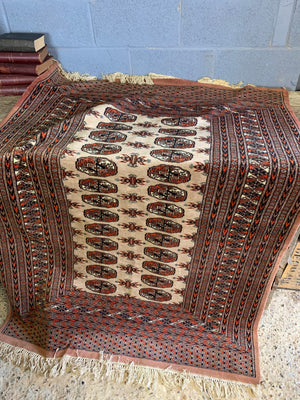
<box><xmin>101</xmin><ymin>72</ymin><xmax>245</xmax><ymax>88</ymax></box>
<box><xmin>197</xmin><ymin>77</ymin><xmax>244</xmax><ymax>88</ymax></box>
<box><xmin>57</xmin><ymin>65</ymin><xmax>245</xmax><ymax>88</ymax></box>
<box><xmin>102</xmin><ymin>72</ymin><xmax>154</xmax><ymax>85</ymax></box>
<box><xmin>57</xmin><ymin>63</ymin><xmax>97</xmax><ymax>82</ymax></box>
<box><xmin>0</xmin><ymin>341</ymin><xmax>261</xmax><ymax>400</ymax></box>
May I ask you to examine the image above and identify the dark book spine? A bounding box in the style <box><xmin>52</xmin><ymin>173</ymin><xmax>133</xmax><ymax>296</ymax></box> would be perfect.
<box><xmin>0</xmin><ymin>43</ymin><xmax>37</xmax><ymax>52</ymax></box>
<box><xmin>0</xmin><ymin>63</ymin><xmax>38</xmax><ymax>75</ymax></box>
<box><xmin>0</xmin><ymin>33</ymin><xmax>45</xmax><ymax>52</ymax></box>
<box><xmin>0</xmin><ymin>74</ymin><xmax>36</xmax><ymax>86</ymax></box>
<box><xmin>0</xmin><ymin>85</ymin><xmax>27</xmax><ymax>95</ymax></box>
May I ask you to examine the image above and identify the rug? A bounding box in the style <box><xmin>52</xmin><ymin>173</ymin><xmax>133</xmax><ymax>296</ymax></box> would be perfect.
<box><xmin>0</xmin><ymin>64</ymin><xmax>299</xmax><ymax>385</ymax></box>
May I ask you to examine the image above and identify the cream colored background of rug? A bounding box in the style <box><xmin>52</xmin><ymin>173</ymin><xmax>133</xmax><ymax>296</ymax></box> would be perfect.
<box><xmin>0</xmin><ymin>90</ymin><xmax>299</xmax><ymax>400</ymax></box>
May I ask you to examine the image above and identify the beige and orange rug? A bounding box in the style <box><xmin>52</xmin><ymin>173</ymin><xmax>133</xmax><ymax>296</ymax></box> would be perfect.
<box><xmin>0</xmin><ymin>67</ymin><xmax>299</xmax><ymax>399</ymax></box>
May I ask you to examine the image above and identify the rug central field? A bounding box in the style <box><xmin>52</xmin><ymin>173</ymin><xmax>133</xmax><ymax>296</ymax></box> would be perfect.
<box><xmin>0</xmin><ymin>65</ymin><xmax>299</xmax><ymax>384</ymax></box>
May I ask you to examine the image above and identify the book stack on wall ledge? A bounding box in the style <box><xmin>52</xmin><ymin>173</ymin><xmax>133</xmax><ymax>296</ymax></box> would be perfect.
<box><xmin>0</xmin><ymin>32</ymin><xmax>56</xmax><ymax>96</ymax></box>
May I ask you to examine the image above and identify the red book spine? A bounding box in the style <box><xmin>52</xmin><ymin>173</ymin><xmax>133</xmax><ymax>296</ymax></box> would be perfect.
<box><xmin>0</xmin><ymin>74</ymin><xmax>36</xmax><ymax>86</ymax></box>
<box><xmin>0</xmin><ymin>57</ymin><xmax>54</xmax><ymax>76</ymax></box>
<box><xmin>0</xmin><ymin>63</ymin><xmax>38</xmax><ymax>75</ymax></box>
<box><xmin>0</xmin><ymin>47</ymin><xmax>49</xmax><ymax>64</ymax></box>
<box><xmin>0</xmin><ymin>85</ymin><xmax>27</xmax><ymax>95</ymax></box>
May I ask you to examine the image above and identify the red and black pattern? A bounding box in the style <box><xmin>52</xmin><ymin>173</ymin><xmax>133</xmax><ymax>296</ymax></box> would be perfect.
<box><xmin>0</xmin><ymin>66</ymin><xmax>300</xmax><ymax>383</ymax></box>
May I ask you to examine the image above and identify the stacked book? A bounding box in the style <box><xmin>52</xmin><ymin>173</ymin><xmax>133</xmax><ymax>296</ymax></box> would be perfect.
<box><xmin>0</xmin><ymin>32</ymin><xmax>56</xmax><ymax>96</ymax></box>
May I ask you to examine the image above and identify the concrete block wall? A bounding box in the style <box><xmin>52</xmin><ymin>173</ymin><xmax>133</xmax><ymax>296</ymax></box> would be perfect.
<box><xmin>0</xmin><ymin>0</ymin><xmax>299</xmax><ymax>89</ymax></box>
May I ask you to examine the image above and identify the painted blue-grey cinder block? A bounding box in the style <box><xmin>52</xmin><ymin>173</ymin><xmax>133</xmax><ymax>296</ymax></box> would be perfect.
<box><xmin>130</xmin><ymin>49</ymin><xmax>214</xmax><ymax>81</ymax></box>
<box><xmin>289</xmin><ymin>1</ymin><xmax>300</xmax><ymax>47</ymax></box>
<box><xmin>51</xmin><ymin>47</ymin><xmax>131</xmax><ymax>78</ymax></box>
<box><xmin>2</xmin><ymin>0</ymin><xmax>95</xmax><ymax>47</ymax></box>
<box><xmin>90</xmin><ymin>0</ymin><xmax>180</xmax><ymax>47</ymax></box>
<box><xmin>181</xmin><ymin>0</ymin><xmax>280</xmax><ymax>47</ymax></box>
<box><xmin>0</xmin><ymin>1</ymin><xmax>9</xmax><ymax>33</ymax></box>
<box><xmin>0</xmin><ymin>0</ymin><xmax>298</xmax><ymax>90</ymax></box>
<box><xmin>214</xmin><ymin>49</ymin><xmax>300</xmax><ymax>89</ymax></box>
<box><xmin>272</xmin><ymin>0</ymin><xmax>296</xmax><ymax>46</ymax></box>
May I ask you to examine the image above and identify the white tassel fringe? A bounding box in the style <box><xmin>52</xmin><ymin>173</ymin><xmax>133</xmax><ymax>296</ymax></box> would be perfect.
<box><xmin>0</xmin><ymin>341</ymin><xmax>260</xmax><ymax>400</ymax></box>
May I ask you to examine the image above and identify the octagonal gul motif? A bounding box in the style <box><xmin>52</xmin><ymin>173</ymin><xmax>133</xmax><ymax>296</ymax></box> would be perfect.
<box><xmin>85</xmin><ymin>279</ymin><xmax>117</xmax><ymax>294</ymax></box>
<box><xmin>84</xmin><ymin>209</ymin><xmax>119</xmax><ymax>222</ymax></box>
<box><xmin>87</xmin><ymin>251</ymin><xmax>117</xmax><ymax>264</ymax></box>
<box><xmin>145</xmin><ymin>232</ymin><xmax>180</xmax><ymax>248</ymax></box>
<box><xmin>161</xmin><ymin>117</ymin><xmax>197</xmax><ymax>127</ymax></box>
<box><xmin>79</xmin><ymin>178</ymin><xmax>118</xmax><ymax>193</ymax></box>
<box><xmin>142</xmin><ymin>261</ymin><xmax>176</xmax><ymax>276</ymax></box>
<box><xmin>76</xmin><ymin>157</ymin><xmax>118</xmax><ymax>177</ymax></box>
<box><xmin>86</xmin><ymin>237</ymin><xmax>118</xmax><ymax>251</ymax></box>
<box><xmin>147</xmin><ymin>165</ymin><xmax>191</xmax><ymax>184</ymax></box>
<box><xmin>104</xmin><ymin>107</ymin><xmax>137</xmax><ymax>122</ymax></box>
<box><xmin>85</xmin><ymin>223</ymin><xmax>119</xmax><ymax>236</ymax></box>
<box><xmin>148</xmin><ymin>184</ymin><xmax>187</xmax><ymax>202</ymax></box>
<box><xmin>147</xmin><ymin>202</ymin><xmax>184</xmax><ymax>218</ymax></box>
<box><xmin>96</xmin><ymin>122</ymin><xmax>132</xmax><ymax>130</ymax></box>
<box><xmin>81</xmin><ymin>143</ymin><xmax>121</xmax><ymax>155</ymax></box>
<box><xmin>158</xmin><ymin>128</ymin><xmax>196</xmax><ymax>136</ymax></box>
<box><xmin>141</xmin><ymin>275</ymin><xmax>173</xmax><ymax>288</ymax></box>
<box><xmin>86</xmin><ymin>265</ymin><xmax>117</xmax><ymax>279</ymax></box>
<box><xmin>144</xmin><ymin>247</ymin><xmax>178</xmax><ymax>263</ymax></box>
<box><xmin>154</xmin><ymin>137</ymin><xmax>195</xmax><ymax>149</ymax></box>
<box><xmin>150</xmin><ymin>149</ymin><xmax>193</xmax><ymax>163</ymax></box>
<box><xmin>139</xmin><ymin>288</ymin><xmax>172</xmax><ymax>302</ymax></box>
<box><xmin>82</xmin><ymin>194</ymin><xmax>119</xmax><ymax>208</ymax></box>
<box><xmin>89</xmin><ymin>130</ymin><xmax>127</xmax><ymax>143</ymax></box>
<box><xmin>146</xmin><ymin>217</ymin><xmax>182</xmax><ymax>233</ymax></box>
